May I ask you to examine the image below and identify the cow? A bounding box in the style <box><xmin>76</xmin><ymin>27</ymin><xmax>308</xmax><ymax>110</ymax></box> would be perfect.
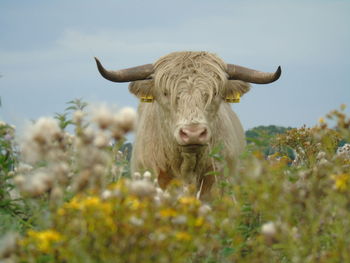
<box><xmin>95</xmin><ymin>51</ymin><xmax>281</xmax><ymax>199</ymax></box>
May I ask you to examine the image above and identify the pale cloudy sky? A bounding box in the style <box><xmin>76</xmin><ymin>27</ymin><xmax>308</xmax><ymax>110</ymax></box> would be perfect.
<box><xmin>1</xmin><ymin>0</ymin><xmax>349</xmax><ymax>132</ymax></box>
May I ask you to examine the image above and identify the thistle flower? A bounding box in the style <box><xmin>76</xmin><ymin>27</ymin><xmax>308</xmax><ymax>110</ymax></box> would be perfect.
<box><xmin>92</xmin><ymin>105</ymin><xmax>114</xmax><ymax>130</ymax></box>
<box><xmin>93</xmin><ymin>131</ymin><xmax>109</xmax><ymax>148</ymax></box>
<box><xmin>115</xmin><ymin>107</ymin><xmax>137</xmax><ymax>133</ymax></box>
<box><xmin>27</xmin><ymin>117</ymin><xmax>61</xmax><ymax>145</ymax></box>
<box><xmin>73</xmin><ymin>110</ymin><xmax>84</xmax><ymax>124</ymax></box>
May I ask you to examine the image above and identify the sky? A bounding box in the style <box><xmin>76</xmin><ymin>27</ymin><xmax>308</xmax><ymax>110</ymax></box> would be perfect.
<box><xmin>1</xmin><ymin>0</ymin><xmax>349</xmax><ymax>133</ymax></box>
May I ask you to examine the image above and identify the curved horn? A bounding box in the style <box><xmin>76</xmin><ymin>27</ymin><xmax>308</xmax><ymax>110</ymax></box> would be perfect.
<box><xmin>227</xmin><ymin>64</ymin><xmax>281</xmax><ymax>84</ymax></box>
<box><xmin>94</xmin><ymin>57</ymin><xmax>154</xmax><ymax>83</ymax></box>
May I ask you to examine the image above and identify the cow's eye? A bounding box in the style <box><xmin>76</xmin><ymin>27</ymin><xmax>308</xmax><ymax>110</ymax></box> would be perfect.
<box><xmin>163</xmin><ymin>92</ymin><xmax>168</xmax><ymax>97</ymax></box>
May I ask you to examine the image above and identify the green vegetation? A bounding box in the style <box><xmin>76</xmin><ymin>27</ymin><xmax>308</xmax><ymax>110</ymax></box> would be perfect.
<box><xmin>0</xmin><ymin>102</ymin><xmax>349</xmax><ymax>263</ymax></box>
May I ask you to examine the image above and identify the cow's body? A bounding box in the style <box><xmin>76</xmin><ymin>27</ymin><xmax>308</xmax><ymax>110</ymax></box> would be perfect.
<box><xmin>95</xmin><ymin>51</ymin><xmax>281</xmax><ymax>199</ymax></box>
<box><xmin>131</xmin><ymin>99</ymin><xmax>245</xmax><ymax>197</ymax></box>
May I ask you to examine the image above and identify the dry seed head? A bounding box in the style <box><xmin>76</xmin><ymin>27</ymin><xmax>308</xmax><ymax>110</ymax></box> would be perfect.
<box><xmin>19</xmin><ymin>171</ymin><xmax>53</xmax><ymax>197</ymax></box>
<box><xmin>92</xmin><ymin>105</ymin><xmax>114</xmax><ymax>129</ymax></box>
<box><xmin>115</xmin><ymin>107</ymin><xmax>137</xmax><ymax>133</ymax></box>
<box><xmin>93</xmin><ymin>132</ymin><xmax>109</xmax><ymax>148</ymax></box>
<box><xmin>73</xmin><ymin>110</ymin><xmax>84</xmax><ymax>124</ymax></box>
<box><xmin>29</xmin><ymin>117</ymin><xmax>61</xmax><ymax>145</ymax></box>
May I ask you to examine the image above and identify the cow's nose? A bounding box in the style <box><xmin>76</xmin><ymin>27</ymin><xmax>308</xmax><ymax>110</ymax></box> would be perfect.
<box><xmin>179</xmin><ymin>125</ymin><xmax>209</xmax><ymax>145</ymax></box>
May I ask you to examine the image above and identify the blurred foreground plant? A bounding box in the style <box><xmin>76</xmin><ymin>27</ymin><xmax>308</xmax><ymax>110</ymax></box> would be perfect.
<box><xmin>1</xmin><ymin>105</ymin><xmax>350</xmax><ymax>263</ymax></box>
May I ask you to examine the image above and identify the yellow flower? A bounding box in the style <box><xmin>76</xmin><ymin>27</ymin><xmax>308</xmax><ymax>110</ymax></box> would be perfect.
<box><xmin>318</xmin><ymin>117</ymin><xmax>325</xmax><ymax>124</ymax></box>
<box><xmin>194</xmin><ymin>217</ymin><xmax>204</xmax><ymax>227</ymax></box>
<box><xmin>175</xmin><ymin>231</ymin><xmax>192</xmax><ymax>241</ymax></box>
<box><xmin>332</xmin><ymin>173</ymin><xmax>350</xmax><ymax>191</ymax></box>
<box><xmin>178</xmin><ymin>196</ymin><xmax>200</xmax><ymax>206</ymax></box>
<box><xmin>26</xmin><ymin>229</ymin><xmax>62</xmax><ymax>253</ymax></box>
<box><xmin>125</xmin><ymin>196</ymin><xmax>142</xmax><ymax>210</ymax></box>
<box><xmin>65</xmin><ymin>196</ymin><xmax>81</xmax><ymax>210</ymax></box>
<box><xmin>160</xmin><ymin>208</ymin><xmax>178</xmax><ymax>218</ymax></box>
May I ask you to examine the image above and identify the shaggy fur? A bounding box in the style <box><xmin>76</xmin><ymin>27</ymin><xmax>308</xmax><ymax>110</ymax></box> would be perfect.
<box><xmin>129</xmin><ymin>51</ymin><xmax>251</xmax><ymax>199</ymax></box>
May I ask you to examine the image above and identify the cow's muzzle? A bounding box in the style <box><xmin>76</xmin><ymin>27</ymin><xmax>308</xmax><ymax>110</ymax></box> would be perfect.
<box><xmin>176</xmin><ymin>124</ymin><xmax>210</xmax><ymax>146</ymax></box>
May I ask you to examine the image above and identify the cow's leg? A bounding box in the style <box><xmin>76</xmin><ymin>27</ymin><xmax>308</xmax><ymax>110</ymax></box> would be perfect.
<box><xmin>158</xmin><ymin>170</ymin><xmax>174</xmax><ymax>189</ymax></box>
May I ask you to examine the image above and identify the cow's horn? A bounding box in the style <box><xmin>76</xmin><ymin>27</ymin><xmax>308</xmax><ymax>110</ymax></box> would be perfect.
<box><xmin>227</xmin><ymin>64</ymin><xmax>281</xmax><ymax>84</ymax></box>
<box><xmin>94</xmin><ymin>57</ymin><xmax>154</xmax><ymax>83</ymax></box>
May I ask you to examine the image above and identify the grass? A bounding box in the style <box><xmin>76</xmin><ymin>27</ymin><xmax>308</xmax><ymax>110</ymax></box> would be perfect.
<box><xmin>0</xmin><ymin>102</ymin><xmax>349</xmax><ymax>263</ymax></box>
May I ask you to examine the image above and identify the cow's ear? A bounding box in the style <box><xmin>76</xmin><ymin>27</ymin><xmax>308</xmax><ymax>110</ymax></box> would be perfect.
<box><xmin>128</xmin><ymin>80</ymin><xmax>155</xmax><ymax>101</ymax></box>
<box><xmin>224</xmin><ymin>80</ymin><xmax>251</xmax><ymax>103</ymax></box>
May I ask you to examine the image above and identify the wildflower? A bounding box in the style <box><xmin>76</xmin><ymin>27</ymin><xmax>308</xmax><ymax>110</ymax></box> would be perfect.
<box><xmin>28</xmin><ymin>117</ymin><xmax>61</xmax><ymax>145</ymax></box>
<box><xmin>160</xmin><ymin>208</ymin><xmax>178</xmax><ymax>218</ymax></box>
<box><xmin>198</xmin><ymin>204</ymin><xmax>212</xmax><ymax>216</ymax></box>
<box><xmin>337</xmin><ymin>144</ymin><xmax>350</xmax><ymax>159</ymax></box>
<box><xmin>194</xmin><ymin>217</ymin><xmax>204</xmax><ymax>227</ymax></box>
<box><xmin>261</xmin><ymin>221</ymin><xmax>277</xmax><ymax>245</ymax></box>
<box><xmin>92</xmin><ymin>105</ymin><xmax>114</xmax><ymax>129</ymax></box>
<box><xmin>73</xmin><ymin>110</ymin><xmax>84</xmax><ymax>124</ymax></box>
<box><xmin>175</xmin><ymin>231</ymin><xmax>192</xmax><ymax>241</ymax></box>
<box><xmin>93</xmin><ymin>131</ymin><xmax>109</xmax><ymax>148</ymax></box>
<box><xmin>261</xmin><ymin>222</ymin><xmax>277</xmax><ymax>236</ymax></box>
<box><xmin>318</xmin><ymin>117</ymin><xmax>325</xmax><ymax>124</ymax></box>
<box><xmin>15</xmin><ymin>171</ymin><xmax>53</xmax><ymax>197</ymax></box>
<box><xmin>178</xmin><ymin>196</ymin><xmax>200</xmax><ymax>206</ymax></box>
<box><xmin>331</xmin><ymin>173</ymin><xmax>350</xmax><ymax>191</ymax></box>
<box><xmin>132</xmin><ymin>172</ymin><xmax>142</xmax><ymax>180</ymax></box>
<box><xmin>25</xmin><ymin>229</ymin><xmax>62</xmax><ymax>253</ymax></box>
<box><xmin>171</xmin><ymin>215</ymin><xmax>187</xmax><ymax>225</ymax></box>
<box><xmin>116</xmin><ymin>107</ymin><xmax>137</xmax><ymax>133</ymax></box>
<box><xmin>143</xmin><ymin>171</ymin><xmax>152</xmax><ymax>181</ymax></box>
<box><xmin>129</xmin><ymin>216</ymin><xmax>144</xmax><ymax>226</ymax></box>
<box><xmin>129</xmin><ymin>180</ymin><xmax>156</xmax><ymax>197</ymax></box>
<box><xmin>101</xmin><ymin>190</ymin><xmax>112</xmax><ymax>200</ymax></box>
<box><xmin>316</xmin><ymin>151</ymin><xmax>326</xmax><ymax>160</ymax></box>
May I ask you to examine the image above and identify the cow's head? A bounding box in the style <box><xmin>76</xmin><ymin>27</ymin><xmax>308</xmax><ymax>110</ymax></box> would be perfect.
<box><xmin>95</xmin><ymin>51</ymin><xmax>281</xmax><ymax>147</ymax></box>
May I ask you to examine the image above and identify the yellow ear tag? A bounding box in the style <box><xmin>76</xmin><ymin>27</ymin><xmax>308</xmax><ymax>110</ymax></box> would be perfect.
<box><xmin>225</xmin><ymin>93</ymin><xmax>241</xmax><ymax>103</ymax></box>
<box><xmin>140</xmin><ymin>96</ymin><xmax>154</xmax><ymax>103</ymax></box>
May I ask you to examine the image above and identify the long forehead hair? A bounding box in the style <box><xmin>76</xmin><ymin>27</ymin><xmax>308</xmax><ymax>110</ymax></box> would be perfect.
<box><xmin>153</xmin><ymin>51</ymin><xmax>228</xmax><ymax>107</ymax></box>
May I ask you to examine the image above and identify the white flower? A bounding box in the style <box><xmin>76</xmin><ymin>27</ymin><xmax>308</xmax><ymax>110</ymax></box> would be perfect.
<box><xmin>101</xmin><ymin>190</ymin><xmax>112</xmax><ymax>200</ymax></box>
<box><xmin>337</xmin><ymin>144</ymin><xmax>350</xmax><ymax>159</ymax></box>
<box><xmin>261</xmin><ymin>222</ymin><xmax>277</xmax><ymax>236</ymax></box>
<box><xmin>129</xmin><ymin>180</ymin><xmax>156</xmax><ymax>197</ymax></box>
<box><xmin>132</xmin><ymin>172</ymin><xmax>142</xmax><ymax>180</ymax></box>
<box><xmin>143</xmin><ymin>171</ymin><xmax>152</xmax><ymax>181</ymax></box>
<box><xmin>198</xmin><ymin>204</ymin><xmax>212</xmax><ymax>216</ymax></box>
<box><xmin>316</xmin><ymin>151</ymin><xmax>326</xmax><ymax>160</ymax></box>
<box><xmin>171</xmin><ymin>215</ymin><xmax>187</xmax><ymax>225</ymax></box>
<box><xmin>129</xmin><ymin>216</ymin><xmax>144</xmax><ymax>226</ymax></box>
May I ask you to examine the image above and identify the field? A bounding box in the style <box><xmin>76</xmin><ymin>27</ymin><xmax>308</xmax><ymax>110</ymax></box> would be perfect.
<box><xmin>0</xmin><ymin>101</ymin><xmax>349</xmax><ymax>263</ymax></box>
